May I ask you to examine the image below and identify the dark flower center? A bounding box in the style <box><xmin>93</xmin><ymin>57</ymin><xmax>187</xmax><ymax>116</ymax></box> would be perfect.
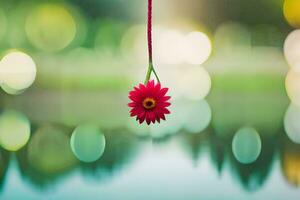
<box><xmin>143</xmin><ymin>97</ymin><xmax>156</xmax><ymax>109</ymax></box>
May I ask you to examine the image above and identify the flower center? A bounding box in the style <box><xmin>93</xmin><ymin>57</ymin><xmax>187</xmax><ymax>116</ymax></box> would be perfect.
<box><xmin>143</xmin><ymin>97</ymin><xmax>156</xmax><ymax>109</ymax></box>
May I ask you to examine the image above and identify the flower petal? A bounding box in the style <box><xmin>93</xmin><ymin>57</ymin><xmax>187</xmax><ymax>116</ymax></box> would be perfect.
<box><xmin>128</xmin><ymin>102</ymin><xmax>137</xmax><ymax>107</ymax></box>
<box><xmin>161</xmin><ymin>96</ymin><xmax>171</xmax><ymax>101</ymax></box>
<box><xmin>161</xmin><ymin>107</ymin><xmax>170</xmax><ymax>114</ymax></box>
<box><xmin>137</xmin><ymin>112</ymin><xmax>146</xmax><ymax>124</ymax></box>
<box><xmin>128</xmin><ymin>81</ymin><xmax>171</xmax><ymax>124</ymax></box>
<box><xmin>129</xmin><ymin>94</ymin><xmax>139</xmax><ymax>102</ymax></box>
<box><xmin>156</xmin><ymin>115</ymin><xmax>161</xmax><ymax>123</ymax></box>
<box><xmin>157</xmin><ymin>102</ymin><xmax>171</xmax><ymax>107</ymax></box>
<box><xmin>157</xmin><ymin>88</ymin><xmax>169</xmax><ymax>97</ymax></box>
<box><xmin>154</xmin><ymin>82</ymin><xmax>161</xmax><ymax>91</ymax></box>
<box><xmin>139</xmin><ymin>83</ymin><xmax>146</xmax><ymax>90</ymax></box>
<box><xmin>145</xmin><ymin>114</ymin><xmax>151</xmax><ymax>125</ymax></box>
<box><xmin>147</xmin><ymin>80</ymin><xmax>155</xmax><ymax>88</ymax></box>
<box><xmin>148</xmin><ymin>112</ymin><xmax>156</xmax><ymax>123</ymax></box>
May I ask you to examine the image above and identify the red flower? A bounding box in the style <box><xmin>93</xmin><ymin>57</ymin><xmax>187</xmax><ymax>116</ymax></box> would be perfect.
<box><xmin>128</xmin><ymin>80</ymin><xmax>171</xmax><ymax>125</ymax></box>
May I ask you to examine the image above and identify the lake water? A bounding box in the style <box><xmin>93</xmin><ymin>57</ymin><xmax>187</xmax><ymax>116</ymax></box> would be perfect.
<box><xmin>0</xmin><ymin>87</ymin><xmax>299</xmax><ymax>200</ymax></box>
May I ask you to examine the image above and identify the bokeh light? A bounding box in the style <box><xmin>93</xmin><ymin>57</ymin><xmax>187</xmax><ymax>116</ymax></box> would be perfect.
<box><xmin>183</xmin><ymin>31</ymin><xmax>212</xmax><ymax>65</ymax></box>
<box><xmin>150</xmin><ymin>99</ymin><xmax>210</xmax><ymax>138</ymax></box>
<box><xmin>284</xmin><ymin>104</ymin><xmax>300</xmax><ymax>144</ymax></box>
<box><xmin>121</xmin><ymin>24</ymin><xmax>161</xmax><ymax>66</ymax></box>
<box><xmin>28</xmin><ymin>126</ymin><xmax>77</xmax><ymax>173</ymax></box>
<box><xmin>183</xmin><ymin>100</ymin><xmax>212</xmax><ymax>134</ymax></box>
<box><xmin>284</xmin><ymin>0</ymin><xmax>300</xmax><ymax>28</ymax></box>
<box><xmin>157</xmin><ymin>30</ymin><xmax>186</xmax><ymax>65</ymax></box>
<box><xmin>120</xmin><ymin>25</ymin><xmax>146</xmax><ymax>64</ymax></box>
<box><xmin>149</xmin><ymin>100</ymin><xmax>186</xmax><ymax>138</ymax></box>
<box><xmin>284</xmin><ymin>30</ymin><xmax>300</xmax><ymax>72</ymax></box>
<box><xmin>25</xmin><ymin>4</ymin><xmax>76</xmax><ymax>52</ymax></box>
<box><xmin>282</xmin><ymin>151</ymin><xmax>300</xmax><ymax>186</ymax></box>
<box><xmin>0</xmin><ymin>51</ymin><xmax>36</xmax><ymax>93</ymax></box>
<box><xmin>232</xmin><ymin>127</ymin><xmax>262</xmax><ymax>164</ymax></box>
<box><xmin>122</xmin><ymin>25</ymin><xmax>212</xmax><ymax>67</ymax></box>
<box><xmin>70</xmin><ymin>125</ymin><xmax>106</xmax><ymax>162</ymax></box>
<box><xmin>286</xmin><ymin>69</ymin><xmax>300</xmax><ymax>106</ymax></box>
<box><xmin>129</xmin><ymin>99</ymin><xmax>211</xmax><ymax>138</ymax></box>
<box><xmin>179</xmin><ymin>66</ymin><xmax>211</xmax><ymax>100</ymax></box>
<box><xmin>127</xmin><ymin>100</ymin><xmax>186</xmax><ymax>138</ymax></box>
<box><xmin>0</xmin><ymin>83</ymin><xmax>25</xmax><ymax>95</ymax></box>
<box><xmin>0</xmin><ymin>110</ymin><xmax>30</xmax><ymax>151</ymax></box>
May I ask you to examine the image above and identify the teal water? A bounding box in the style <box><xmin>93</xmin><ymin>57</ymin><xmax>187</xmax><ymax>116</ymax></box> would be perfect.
<box><xmin>0</xmin><ymin>89</ymin><xmax>299</xmax><ymax>200</ymax></box>
<box><xmin>1</xmin><ymin>135</ymin><xmax>300</xmax><ymax>200</ymax></box>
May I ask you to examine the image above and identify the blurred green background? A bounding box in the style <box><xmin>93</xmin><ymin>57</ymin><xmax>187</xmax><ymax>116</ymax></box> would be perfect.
<box><xmin>0</xmin><ymin>0</ymin><xmax>300</xmax><ymax>199</ymax></box>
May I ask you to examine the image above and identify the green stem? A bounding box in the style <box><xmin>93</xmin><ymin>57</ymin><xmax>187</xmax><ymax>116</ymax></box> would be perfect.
<box><xmin>152</xmin><ymin>66</ymin><xmax>160</xmax><ymax>83</ymax></box>
<box><xmin>144</xmin><ymin>62</ymin><xmax>160</xmax><ymax>84</ymax></box>
<box><xmin>144</xmin><ymin>0</ymin><xmax>160</xmax><ymax>85</ymax></box>
<box><xmin>144</xmin><ymin>63</ymin><xmax>152</xmax><ymax>84</ymax></box>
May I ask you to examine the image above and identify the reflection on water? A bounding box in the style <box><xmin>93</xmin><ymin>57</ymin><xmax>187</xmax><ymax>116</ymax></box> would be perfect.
<box><xmin>232</xmin><ymin>127</ymin><xmax>262</xmax><ymax>164</ymax></box>
<box><xmin>1</xmin><ymin>90</ymin><xmax>300</xmax><ymax>199</ymax></box>
<box><xmin>70</xmin><ymin>124</ymin><xmax>106</xmax><ymax>162</ymax></box>
<box><xmin>211</xmin><ymin>92</ymin><xmax>286</xmax><ymax>138</ymax></box>
<box><xmin>127</xmin><ymin>99</ymin><xmax>212</xmax><ymax>139</ymax></box>
<box><xmin>284</xmin><ymin>104</ymin><xmax>300</xmax><ymax>143</ymax></box>
<box><xmin>182</xmin><ymin>99</ymin><xmax>212</xmax><ymax>134</ymax></box>
<box><xmin>27</xmin><ymin>125</ymin><xmax>76</xmax><ymax>174</ymax></box>
<box><xmin>281</xmin><ymin>142</ymin><xmax>300</xmax><ymax>186</ymax></box>
<box><xmin>0</xmin><ymin>149</ymin><xmax>9</xmax><ymax>192</ymax></box>
<box><xmin>0</xmin><ymin>110</ymin><xmax>30</xmax><ymax>151</ymax></box>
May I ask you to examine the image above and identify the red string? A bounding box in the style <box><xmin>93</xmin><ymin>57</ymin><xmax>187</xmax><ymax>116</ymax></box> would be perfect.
<box><xmin>147</xmin><ymin>0</ymin><xmax>153</xmax><ymax>63</ymax></box>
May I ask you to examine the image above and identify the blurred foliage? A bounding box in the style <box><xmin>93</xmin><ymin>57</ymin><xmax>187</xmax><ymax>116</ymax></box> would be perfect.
<box><xmin>0</xmin><ymin>0</ymin><xmax>298</xmax><ymax>197</ymax></box>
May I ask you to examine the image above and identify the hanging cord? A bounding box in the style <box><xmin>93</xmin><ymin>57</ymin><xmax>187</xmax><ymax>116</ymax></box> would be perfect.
<box><xmin>144</xmin><ymin>0</ymin><xmax>160</xmax><ymax>84</ymax></box>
